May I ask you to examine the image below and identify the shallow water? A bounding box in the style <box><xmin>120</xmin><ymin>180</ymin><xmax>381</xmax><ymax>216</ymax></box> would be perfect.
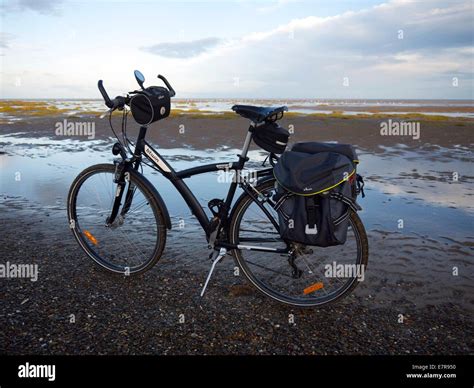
<box><xmin>1</xmin><ymin>133</ymin><xmax>472</xmax><ymax>240</ymax></box>
<box><xmin>1</xmin><ymin>131</ymin><xmax>473</xmax><ymax>310</ymax></box>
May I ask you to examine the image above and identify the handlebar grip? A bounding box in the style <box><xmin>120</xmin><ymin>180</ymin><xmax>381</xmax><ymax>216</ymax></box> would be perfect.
<box><xmin>157</xmin><ymin>74</ymin><xmax>176</xmax><ymax>97</ymax></box>
<box><xmin>98</xmin><ymin>80</ymin><xmax>113</xmax><ymax>108</ymax></box>
<box><xmin>111</xmin><ymin>96</ymin><xmax>126</xmax><ymax>109</ymax></box>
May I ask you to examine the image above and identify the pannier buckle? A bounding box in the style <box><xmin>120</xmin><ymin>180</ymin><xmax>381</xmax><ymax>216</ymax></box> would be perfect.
<box><xmin>305</xmin><ymin>224</ymin><xmax>318</xmax><ymax>235</ymax></box>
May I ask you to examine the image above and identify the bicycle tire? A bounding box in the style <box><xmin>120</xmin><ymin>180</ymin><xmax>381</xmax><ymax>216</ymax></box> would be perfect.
<box><xmin>67</xmin><ymin>163</ymin><xmax>167</xmax><ymax>275</ymax></box>
<box><xmin>228</xmin><ymin>178</ymin><xmax>369</xmax><ymax>307</ymax></box>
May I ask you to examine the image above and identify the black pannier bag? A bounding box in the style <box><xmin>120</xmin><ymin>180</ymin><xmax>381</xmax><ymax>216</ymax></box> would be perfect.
<box><xmin>252</xmin><ymin>122</ymin><xmax>290</xmax><ymax>154</ymax></box>
<box><xmin>273</xmin><ymin>142</ymin><xmax>364</xmax><ymax>247</ymax></box>
<box><xmin>292</xmin><ymin>142</ymin><xmax>358</xmax><ymax>162</ymax></box>
<box><xmin>130</xmin><ymin>86</ymin><xmax>171</xmax><ymax>125</ymax></box>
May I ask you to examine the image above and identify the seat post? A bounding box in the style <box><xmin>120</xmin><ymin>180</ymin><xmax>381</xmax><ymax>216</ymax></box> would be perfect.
<box><xmin>240</xmin><ymin>126</ymin><xmax>253</xmax><ymax>160</ymax></box>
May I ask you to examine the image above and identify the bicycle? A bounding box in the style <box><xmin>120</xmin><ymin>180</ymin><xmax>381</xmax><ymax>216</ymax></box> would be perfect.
<box><xmin>67</xmin><ymin>70</ymin><xmax>368</xmax><ymax>307</ymax></box>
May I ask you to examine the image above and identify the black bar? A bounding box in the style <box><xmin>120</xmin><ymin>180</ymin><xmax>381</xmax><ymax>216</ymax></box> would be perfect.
<box><xmin>139</xmin><ymin>140</ymin><xmax>211</xmax><ymax>233</ymax></box>
<box><xmin>256</xmin><ymin>167</ymin><xmax>274</xmax><ymax>178</ymax></box>
<box><xmin>0</xmin><ymin>355</ymin><xmax>471</xmax><ymax>386</ymax></box>
<box><xmin>216</xmin><ymin>241</ymin><xmax>287</xmax><ymax>253</ymax></box>
<box><xmin>134</xmin><ymin>126</ymin><xmax>148</xmax><ymax>157</ymax></box>
<box><xmin>175</xmin><ymin>162</ymin><xmax>239</xmax><ymax>179</ymax></box>
<box><xmin>224</xmin><ymin>181</ymin><xmax>238</xmax><ymax>210</ymax></box>
<box><xmin>169</xmin><ymin>177</ymin><xmax>210</xmax><ymax>234</ymax></box>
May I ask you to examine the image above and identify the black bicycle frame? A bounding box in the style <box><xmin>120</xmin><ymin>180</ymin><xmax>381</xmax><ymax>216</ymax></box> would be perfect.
<box><xmin>107</xmin><ymin>125</ymin><xmax>287</xmax><ymax>253</ymax></box>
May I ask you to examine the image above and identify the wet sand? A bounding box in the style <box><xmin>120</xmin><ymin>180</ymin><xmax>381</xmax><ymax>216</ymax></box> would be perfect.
<box><xmin>0</xmin><ymin>113</ymin><xmax>473</xmax><ymax>354</ymax></box>
<box><xmin>0</xmin><ymin>199</ymin><xmax>472</xmax><ymax>355</ymax></box>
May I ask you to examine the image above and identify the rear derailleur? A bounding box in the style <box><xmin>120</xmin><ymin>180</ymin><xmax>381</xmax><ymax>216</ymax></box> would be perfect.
<box><xmin>288</xmin><ymin>244</ymin><xmax>314</xmax><ymax>279</ymax></box>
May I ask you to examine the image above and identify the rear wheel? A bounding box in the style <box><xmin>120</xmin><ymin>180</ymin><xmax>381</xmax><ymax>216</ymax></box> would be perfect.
<box><xmin>67</xmin><ymin>164</ymin><xmax>167</xmax><ymax>274</ymax></box>
<box><xmin>229</xmin><ymin>179</ymin><xmax>369</xmax><ymax>307</ymax></box>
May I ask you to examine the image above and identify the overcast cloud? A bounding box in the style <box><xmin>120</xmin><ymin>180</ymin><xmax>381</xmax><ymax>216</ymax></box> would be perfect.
<box><xmin>2</xmin><ymin>0</ymin><xmax>63</xmax><ymax>15</ymax></box>
<box><xmin>169</xmin><ymin>0</ymin><xmax>473</xmax><ymax>98</ymax></box>
<box><xmin>0</xmin><ymin>0</ymin><xmax>472</xmax><ymax>98</ymax></box>
<box><xmin>142</xmin><ymin>38</ymin><xmax>222</xmax><ymax>58</ymax></box>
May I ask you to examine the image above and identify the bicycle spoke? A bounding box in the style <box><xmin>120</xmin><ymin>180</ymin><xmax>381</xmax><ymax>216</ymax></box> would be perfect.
<box><xmin>232</xmin><ymin>180</ymin><xmax>365</xmax><ymax>306</ymax></box>
<box><xmin>71</xmin><ymin>166</ymin><xmax>164</xmax><ymax>274</ymax></box>
<box><xmin>245</xmin><ymin>260</ymin><xmax>292</xmax><ymax>278</ymax></box>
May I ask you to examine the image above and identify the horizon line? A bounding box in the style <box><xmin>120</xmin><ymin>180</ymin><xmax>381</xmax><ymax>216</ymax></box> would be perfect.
<box><xmin>1</xmin><ymin>97</ymin><xmax>473</xmax><ymax>102</ymax></box>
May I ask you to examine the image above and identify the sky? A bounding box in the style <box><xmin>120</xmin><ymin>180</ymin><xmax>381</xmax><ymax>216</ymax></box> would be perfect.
<box><xmin>0</xmin><ymin>0</ymin><xmax>473</xmax><ymax>99</ymax></box>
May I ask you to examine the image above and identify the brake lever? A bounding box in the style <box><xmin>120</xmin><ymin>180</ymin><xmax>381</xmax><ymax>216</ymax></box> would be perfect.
<box><xmin>100</xmin><ymin>108</ymin><xmax>113</xmax><ymax>119</ymax></box>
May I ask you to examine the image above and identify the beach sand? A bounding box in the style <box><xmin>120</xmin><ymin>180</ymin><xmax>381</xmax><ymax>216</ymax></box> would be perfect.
<box><xmin>0</xmin><ymin>112</ymin><xmax>473</xmax><ymax>354</ymax></box>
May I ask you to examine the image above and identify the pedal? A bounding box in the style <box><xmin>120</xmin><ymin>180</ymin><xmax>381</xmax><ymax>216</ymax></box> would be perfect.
<box><xmin>200</xmin><ymin>248</ymin><xmax>227</xmax><ymax>297</ymax></box>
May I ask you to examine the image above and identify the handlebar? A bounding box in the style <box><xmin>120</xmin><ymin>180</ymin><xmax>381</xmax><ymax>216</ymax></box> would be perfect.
<box><xmin>157</xmin><ymin>74</ymin><xmax>176</xmax><ymax>97</ymax></box>
<box><xmin>98</xmin><ymin>80</ymin><xmax>128</xmax><ymax>110</ymax></box>
<box><xmin>98</xmin><ymin>73</ymin><xmax>176</xmax><ymax>111</ymax></box>
<box><xmin>98</xmin><ymin>80</ymin><xmax>113</xmax><ymax>108</ymax></box>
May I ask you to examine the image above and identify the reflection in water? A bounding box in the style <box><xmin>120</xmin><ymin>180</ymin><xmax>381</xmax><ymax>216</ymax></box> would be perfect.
<box><xmin>0</xmin><ymin>134</ymin><xmax>473</xmax><ymax>241</ymax></box>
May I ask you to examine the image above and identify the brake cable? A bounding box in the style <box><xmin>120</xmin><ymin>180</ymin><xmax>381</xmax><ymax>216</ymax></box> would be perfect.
<box><xmin>108</xmin><ymin>110</ymin><xmax>123</xmax><ymax>146</ymax></box>
<box><xmin>110</xmin><ymin>105</ymin><xmax>159</xmax><ymax>176</ymax></box>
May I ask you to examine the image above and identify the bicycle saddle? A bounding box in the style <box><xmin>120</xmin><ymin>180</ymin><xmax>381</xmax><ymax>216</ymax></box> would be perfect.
<box><xmin>231</xmin><ymin>105</ymin><xmax>288</xmax><ymax>123</ymax></box>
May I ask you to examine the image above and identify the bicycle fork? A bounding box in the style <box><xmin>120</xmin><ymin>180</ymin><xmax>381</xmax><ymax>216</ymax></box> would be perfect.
<box><xmin>106</xmin><ymin>161</ymin><xmax>135</xmax><ymax>227</ymax></box>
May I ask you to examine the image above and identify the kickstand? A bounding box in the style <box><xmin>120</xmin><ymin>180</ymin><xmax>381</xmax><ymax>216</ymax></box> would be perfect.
<box><xmin>200</xmin><ymin>248</ymin><xmax>227</xmax><ymax>297</ymax></box>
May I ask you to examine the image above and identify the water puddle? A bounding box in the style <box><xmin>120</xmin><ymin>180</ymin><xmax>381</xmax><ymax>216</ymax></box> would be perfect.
<box><xmin>1</xmin><ymin>134</ymin><xmax>472</xmax><ymax>242</ymax></box>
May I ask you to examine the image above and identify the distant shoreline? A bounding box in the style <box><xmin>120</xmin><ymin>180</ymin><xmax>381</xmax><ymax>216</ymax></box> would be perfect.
<box><xmin>1</xmin><ymin>99</ymin><xmax>474</xmax><ymax>120</ymax></box>
<box><xmin>1</xmin><ymin>97</ymin><xmax>473</xmax><ymax>102</ymax></box>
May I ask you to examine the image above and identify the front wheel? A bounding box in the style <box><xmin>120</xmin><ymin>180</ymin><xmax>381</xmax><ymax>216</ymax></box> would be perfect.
<box><xmin>229</xmin><ymin>178</ymin><xmax>369</xmax><ymax>307</ymax></box>
<box><xmin>67</xmin><ymin>163</ymin><xmax>167</xmax><ymax>275</ymax></box>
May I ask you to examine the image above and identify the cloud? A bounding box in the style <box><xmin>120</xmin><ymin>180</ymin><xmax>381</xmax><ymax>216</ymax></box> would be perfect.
<box><xmin>141</xmin><ymin>37</ymin><xmax>222</xmax><ymax>58</ymax></box>
<box><xmin>167</xmin><ymin>0</ymin><xmax>473</xmax><ymax>98</ymax></box>
<box><xmin>0</xmin><ymin>33</ymin><xmax>13</xmax><ymax>49</ymax></box>
<box><xmin>1</xmin><ymin>0</ymin><xmax>472</xmax><ymax>99</ymax></box>
<box><xmin>2</xmin><ymin>0</ymin><xmax>63</xmax><ymax>15</ymax></box>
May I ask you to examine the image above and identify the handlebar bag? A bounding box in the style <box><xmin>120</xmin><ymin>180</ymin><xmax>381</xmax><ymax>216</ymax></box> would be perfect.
<box><xmin>130</xmin><ymin>86</ymin><xmax>170</xmax><ymax>125</ymax></box>
<box><xmin>273</xmin><ymin>145</ymin><xmax>362</xmax><ymax>247</ymax></box>
<box><xmin>252</xmin><ymin>122</ymin><xmax>290</xmax><ymax>154</ymax></box>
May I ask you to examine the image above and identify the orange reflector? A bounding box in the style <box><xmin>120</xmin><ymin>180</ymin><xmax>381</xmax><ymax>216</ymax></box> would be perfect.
<box><xmin>83</xmin><ymin>230</ymin><xmax>98</xmax><ymax>245</ymax></box>
<box><xmin>303</xmin><ymin>282</ymin><xmax>324</xmax><ymax>295</ymax></box>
